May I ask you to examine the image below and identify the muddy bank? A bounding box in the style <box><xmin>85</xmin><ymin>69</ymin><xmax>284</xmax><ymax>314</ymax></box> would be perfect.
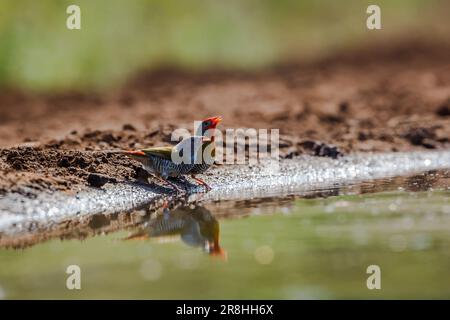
<box><xmin>0</xmin><ymin>41</ymin><xmax>449</xmax><ymax>196</ymax></box>
<box><xmin>1</xmin><ymin>150</ymin><xmax>449</xmax><ymax>248</ymax></box>
<box><xmin>2</xmin><ymin>42</ymin><xmax>450</xmax><ymax>155</ymax></box>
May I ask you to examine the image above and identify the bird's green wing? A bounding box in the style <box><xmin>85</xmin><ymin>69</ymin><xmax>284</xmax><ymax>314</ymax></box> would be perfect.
<box><xmin>142</xmin><ymin>146</ymin><xmax>174</xmax><ymax>160</ymax></box>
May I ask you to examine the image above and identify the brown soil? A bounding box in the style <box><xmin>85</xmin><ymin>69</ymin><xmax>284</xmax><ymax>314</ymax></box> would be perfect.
<box><xmin>0</xmin><ymin>41</ymin><xmax>449</xmax><ymax>195</ymax></box>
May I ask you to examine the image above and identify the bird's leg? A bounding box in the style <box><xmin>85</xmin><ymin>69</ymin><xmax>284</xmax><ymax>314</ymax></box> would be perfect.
<box><xmin>191</xmin><ymin>175</ymin><xmax>211</xmax><ymax>191</ymax></box>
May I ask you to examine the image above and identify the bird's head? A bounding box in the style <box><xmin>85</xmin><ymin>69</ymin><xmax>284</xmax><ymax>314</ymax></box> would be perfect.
<box><xmin>200</xmin><ymin>116</ymin><xmax>222</xmax><ymax>135</ymax></box>
<box><xmin>206</xmin><ymin>219</ymin><xmax>227</xmax><ymax>261</ymax></box>
<box><xmin>209</xmin><ymin>246</ymin><xmax>228</xmax><ymax>261</ymax></box>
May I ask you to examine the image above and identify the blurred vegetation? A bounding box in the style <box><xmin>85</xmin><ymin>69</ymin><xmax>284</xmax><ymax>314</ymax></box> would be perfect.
<box><xmin>0</xmin><ymin>0</ymin><xmax>448</xmax><ymax>91</ymax></box>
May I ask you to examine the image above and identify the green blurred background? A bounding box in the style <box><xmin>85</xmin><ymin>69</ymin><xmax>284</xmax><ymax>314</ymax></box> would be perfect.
<box><xmin>0</xmin><ymin>0</ymin><xmax>448</xmax><ymax>91</ymax></box>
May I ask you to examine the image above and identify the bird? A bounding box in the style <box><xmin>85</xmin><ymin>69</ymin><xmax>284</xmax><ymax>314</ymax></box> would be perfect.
<box><xmin>189</xmin><ymin>116</ymin><xmax>222</xmax><ymax>190</ymax></box>
<box><xmin>124</xmin><ymin>136</ymin><xmax>210</xmax><ymax>192</ymax></box>
<box><xmin>125</xmin><ymin>205</ymin><xmax>227</xmax><ymax>259</ymax></box>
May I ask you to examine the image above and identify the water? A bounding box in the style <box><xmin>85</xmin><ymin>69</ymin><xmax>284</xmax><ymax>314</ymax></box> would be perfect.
<box><xmin>0</xmin><ymin>171</ymin><xmax>449</xmax><ymax>299</ymax></box>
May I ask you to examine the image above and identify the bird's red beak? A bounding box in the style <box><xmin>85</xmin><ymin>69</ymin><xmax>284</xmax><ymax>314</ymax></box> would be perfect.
<box><xmin>124</xmin><ymin>150</ymin><xmax>146</xmax><ymax>156</ymax></box>
<box><xmin>211</xmin><ymin>116</ymin><xmax>222</xmax><ymax>127</ymax></box>
<box><xmin>202</xmin><ymin>116</ymin><xmax>222</xmax><ymax>129</ymax></box>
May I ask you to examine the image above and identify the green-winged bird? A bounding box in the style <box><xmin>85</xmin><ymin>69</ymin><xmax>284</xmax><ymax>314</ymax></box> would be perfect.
<box><xmin>124</xmin><ymin>135</ymin><xmax>210</xmax><ymax>192</ymax></box>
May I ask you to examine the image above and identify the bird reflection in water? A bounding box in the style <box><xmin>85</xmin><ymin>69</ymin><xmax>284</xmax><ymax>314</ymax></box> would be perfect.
<box><xmin>125</xmin><ymin>205</ymin><xmax>227</xmax><ymax>259</ymax></box>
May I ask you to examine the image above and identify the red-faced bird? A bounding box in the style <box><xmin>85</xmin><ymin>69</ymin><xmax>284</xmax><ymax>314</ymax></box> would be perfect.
<box><xmin>124</xmin><ymin>136</ymin><xmax>210</xmax><ymax>192</ymax></box>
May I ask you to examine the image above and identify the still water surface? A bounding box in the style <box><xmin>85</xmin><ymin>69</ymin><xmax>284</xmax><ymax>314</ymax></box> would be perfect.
<box><xmin>0</xmin><ymin>171</ymin><xmax>449</xmax><ymax>299</ymax></box>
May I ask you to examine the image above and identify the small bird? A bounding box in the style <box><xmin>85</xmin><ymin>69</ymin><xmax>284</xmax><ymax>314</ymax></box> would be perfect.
<box><xmin>190</xmin><ymin>116</ymin><xmax>222</xmax><ymax>190</ymax></box>
<box><xmin>124</xmin><ymin>136</ymin><xmax>210</xmax><ymax>192</ymax></box>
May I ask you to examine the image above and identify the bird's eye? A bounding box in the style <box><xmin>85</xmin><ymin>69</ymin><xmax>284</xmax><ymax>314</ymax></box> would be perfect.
<box><xmin>204</xmin><ymin>121</ymin><xmax>211</xmax><ymax>126</ymax></box>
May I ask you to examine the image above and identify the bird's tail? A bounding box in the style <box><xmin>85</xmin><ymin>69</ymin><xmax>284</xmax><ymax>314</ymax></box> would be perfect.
<box><xmin>122</xmin><ymin>150</ymin><xmax>146</xmax><ymax>156</ymax></box>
